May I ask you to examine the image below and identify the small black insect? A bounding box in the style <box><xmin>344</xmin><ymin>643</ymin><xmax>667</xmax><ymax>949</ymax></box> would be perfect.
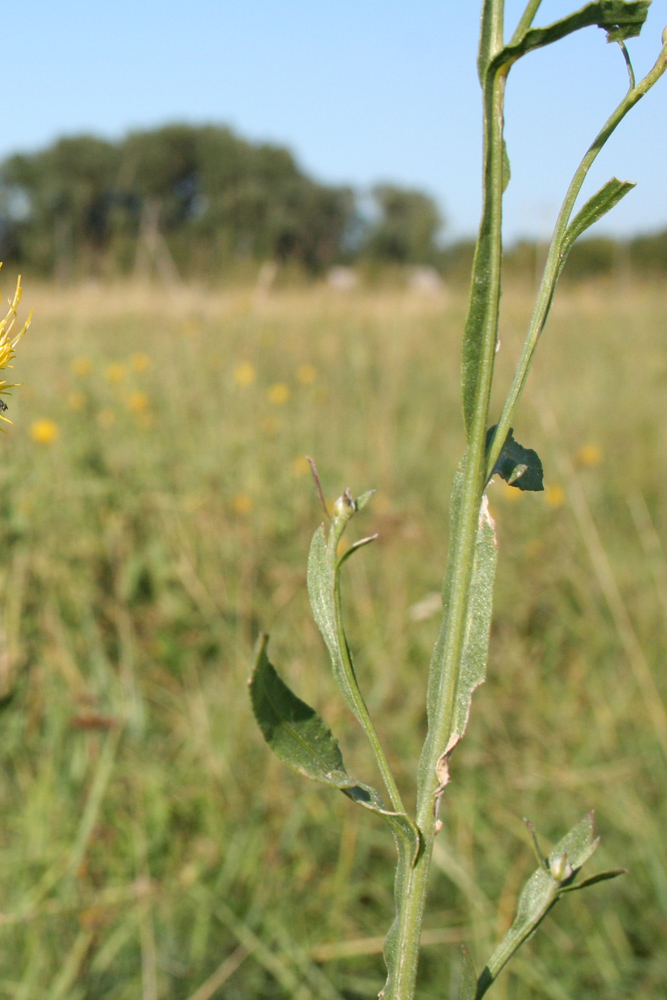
<box><xmin>0</xmin><ymin>400</ymin><xmax>8</xmax><ymax>412</ymax></box>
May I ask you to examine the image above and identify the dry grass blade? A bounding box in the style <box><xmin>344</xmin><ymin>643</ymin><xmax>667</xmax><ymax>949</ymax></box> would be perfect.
<box><xmin>185</xmin><ymin>945</ymin><xmax>252</xmax><ymax>1000</ymax></box>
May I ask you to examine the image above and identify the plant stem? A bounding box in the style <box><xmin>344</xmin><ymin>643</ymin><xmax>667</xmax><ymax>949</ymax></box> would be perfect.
<box><xmin>486</xmin><ymin>37</ymin><xmax>667</xmax><ymax>480</ymax></box>
<box><xmin>333</xmin><ymin>574</ymin><xmax>406</xmax><ymax>815</ymax></box>
<box><xmin>508</xmin><ymin>0</ymin><xmax>543</xmax><ymax>46</ymax></box>
<box><xmin>385</xmin><ymin>8</ymin><xmax>508</xmax><ymax>995</ymax></box>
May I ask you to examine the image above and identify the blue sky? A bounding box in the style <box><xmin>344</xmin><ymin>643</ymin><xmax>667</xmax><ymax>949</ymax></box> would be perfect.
<box><xmin>4</xmin><ymin>1</ymin><xmax>667</xmax><ymax>242</ymax></box>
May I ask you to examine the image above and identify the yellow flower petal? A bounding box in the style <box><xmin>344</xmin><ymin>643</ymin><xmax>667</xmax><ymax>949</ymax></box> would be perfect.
<box><xmin>106</xmin><ymin>363</ymin><xmax>126</xmax><ymax>384</ymax></box>
<box><xmin>234</xmin><ymin>362</ymin><xmax>256</xmax><ymax>387</ymax></box>
<box><xmin>297</xmin><ymin>363</ymin><xmax>317</xmax><ymax>385</ymax></box>
<box><xmin>31</xmin><ymin>419</ymin><xmax>59</xmax><ymax>445</ymax></box>
<box><xmin>545</xmin><ymin>484</ymin><xmax>566</xmax><ymax>508</ymax></box>
<box><xmin>72</xmin><ymin>357</ymin><xmax>92</xmax><ymax>377</ymax></box>
<box><xmin>268</xmin><ymin>383</ymin><xmax>290</xmax><ymax>405</ymax></box>
<box><xmin>575</xmin><ymin>444</ymin><xmax>602</xmax><ymax>468</ymax></box>
<box><xmin>130</xmin><ymin>353</ymin><xmax>151</xmax><ymax>373</ymax></box>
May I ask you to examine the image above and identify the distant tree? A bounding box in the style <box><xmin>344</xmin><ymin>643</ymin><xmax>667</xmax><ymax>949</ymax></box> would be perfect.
<box><xmin>1</xmin><ymin>136</ymin><xmax>119</xmax><ymax>276</ymax></box>
<box><xmin>0</xmin><ymin>127</ymin><xmax>449</xmax><ymax>279</ymax></box>
<box><xmin>362</xmin><ymin>184</ymin><xmax>443</xmax><ymax>265</ymax></box>
<box><xmin>0</xmin><ymin>124</ymin><xmax>356</xmax><ymax>278</ymax></box>
<box><xmin>629</xmin><ymin>229</ymin><xmax>667</xmax><ymax>276</ymax></box>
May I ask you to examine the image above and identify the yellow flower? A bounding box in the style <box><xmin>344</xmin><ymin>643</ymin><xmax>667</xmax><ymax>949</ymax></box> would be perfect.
<box><xmin>234</xmin><ymin>362</ymin><xmax>256</xmax><ymax>387</ymax></box>
<box><xmin>130</xmin><ymin>353</ymin><xmax>151</xmax><ymax>373</ymax></box>
<box><xmin>127</xmin><ymin>391</ymin><xmax>149</xmax><ymax>414</ymax></box>
<box><xmin>97</xmin><ymin>408</ymin><xmax>116</xmax><ymax>428</ymax></box>
<box><xmin>0</xmin><ymin>275</ymin><xmax>31</xmax><ymax>420</ymax></box>
<box><xmin>268</xmin><ymin>382</ymin><xmax>290</xmax><ymax>405</ymax></box>
<box><xmin>233</xmin><ymin>493</ymin><xmax>253</xmax><ymax>515</ymax></box>
<box><xmin>545</xmin><ymin>484</ymin><xmax>566</xmax><ymax>508</ymax></box>
<box><xmin>297</xmin><ymin>363</ymin><xmax>317</xmax><ymax>385</ymax></box>
<box><xmin>67</xmin><ymin>391</ymin><xmax>87</xmax><ymax>411</ymax></box>
<box><xmin>498</xmin><ymin>480</ymin><xmax>521</xmax><ymax>502</ymax></box>
<box><xmin>106</xmin><ymin>363</ymin><xmax>126</xmax><ymax>384</ymax></box>
<box><xmin>72</xmin><ymin>356</ymin><xmax>92</xmax><ymax>377</ymax></box>
<box><xmin>31</xmin><ymin>418</ymin><xmax>59</xmax><ymax>445</ymax></box>
<box><xmin>261</xmin><ymin>415</ymin><xmax>283</xmax><ymax>436</ymax></box>
<box><xmin>575</xmin><ymin>444</ymin><xmax>602</xmax><ymax>468</ymax></box>
<box><xmin>292</xmin><ymin>455</ymin><xmax>311</xmax><ymax>477</ymax></box>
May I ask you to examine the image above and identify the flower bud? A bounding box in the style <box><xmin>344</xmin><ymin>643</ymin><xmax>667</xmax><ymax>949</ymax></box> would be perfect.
<box><xmin>332</xmin><ymin>489</ymin><xmax>357</xmax><ymax>523</ymax></box>
<box><xmin>549</xmin><ymin>852</ymin><xmax>573</xmax><ymax>884</ymax></box>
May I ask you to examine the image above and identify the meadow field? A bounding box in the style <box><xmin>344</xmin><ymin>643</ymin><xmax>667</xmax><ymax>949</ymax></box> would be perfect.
<box><xmin>0</xmin><ymin>277</ymin><xmax>665</xmax><ymax>999</ymax></box>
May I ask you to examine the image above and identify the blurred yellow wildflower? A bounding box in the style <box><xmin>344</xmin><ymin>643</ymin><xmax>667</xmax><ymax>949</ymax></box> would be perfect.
<box><xmin>97</xmin><ymin>408</ymin><xmax>116</xmax><ymax>428</ymax></box>
<box><xmin>233</xmin><ymin>493</ymin><xmax>253</xmax><ymax>515</ymax></box>
<box><xmin>106</xmin><ymin>363</ymin><xmax>126</xmax><ymax>384</ymax></box>
<box><xmin>31</xmin><ymin>419</ymin><xmax>59</xmax><ymax>445</ymax></box>
<box><xmin>297</xmin><ymin>363</ymin><xmax>317</xmax><ymax>385</ymax></box>
<box><xmin>234</xmin><ymin>362</ymin><xmax>256</xmax><ymax>387</ymax></box>
<box><xmin>292</xmin><ymin>455</ymin><xmax>311</xmax><ymax>477</ymax></box>
<box><xmin>498</xmin><ymin>480</ymin><xmax>521</xmax><ymax>502</ymax></box>
<box><xmin>261</xmin><ymin>415</ymin><xmax>283</xmax><ymax>436</ymax></box>
<box><xmin>72</xmin><ymin>356</ymin><xmax>92</xmax><ymax>377</ymax></box>
<box><xmin>575</xmin><ymin>444</ymin><xmax>602</xmax><ymax>468</ymax></box>
<box><xmin>545</xmin><ymin>484</ymin><xmax>566</xmax><ymax>508</ymax></box>
<box><xmin>67</xmin><ymin>391</ymin><xmax>87</xmax><ymax>411</ymax></box>
<box><xmin>268</xmin><ymin>382</ymin><xmax>290</xmax><ymax>405</ymax></box>
<box><xmin>130</xmin><ymin>353</ymin><xmax>151</xmax><ymax>373</ymax></box>
<box><xmin>127</xmin><ymin>391</ymin><xmax>149</xmax><ymax>414</ymax></box>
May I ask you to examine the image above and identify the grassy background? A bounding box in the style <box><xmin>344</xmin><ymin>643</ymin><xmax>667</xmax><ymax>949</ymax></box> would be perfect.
<box><xmin>0</xmin><ymin>277</ymin><xmax>665</xmax><ymax>999</ymax></box>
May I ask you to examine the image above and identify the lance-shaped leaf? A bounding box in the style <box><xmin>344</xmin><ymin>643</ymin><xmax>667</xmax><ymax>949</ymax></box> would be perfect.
<box><xmin>558</xmin><ymin>177</ymin><xmax>635</xmax><ymax>270</ymax></box>
<box><xmin>488</xmin><ymin>1</ymin><xmax>651</xmax><ymax>75</ymax></box>
<box><xmin>487</xmin><ymin>426</ymin><xmax>544</xmax><ymax>492</ymax></box>
<box><xmin>423</xmin><ymin>466</ymin><xmax>498</xmax><ymax>818</ymax></box>
<box><xmin>249</xmin><ymin>633</ymin><xmax>419</xmax><ymax>855</ymax></box>
<box><xmin>472</xmin><ymin>813</ymin><xmax>624</xmax><ymax>998</ymax></box>
<box><xmin>250</xmin><ymin>632</ymin><xmax>420</xmax><ymax>1000</ymax></box>
<box><xmin>457</xmin><ymin>946</ymin><xmax>478</xmax><ymax>1000</ymax></box>
<box><xmin>307</xmin><ymin>522</ymin><xmax>373</xmax><ymax>730</ymax></box>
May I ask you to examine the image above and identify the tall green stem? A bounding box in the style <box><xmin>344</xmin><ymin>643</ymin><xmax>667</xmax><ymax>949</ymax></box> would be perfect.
<box><xmin>384</xmin><ymin>5</ymin><xmax>508</xmax><ymax>995</ymax></box>
<box><xmin>486</xmin><ymin>38</ymin><xmax>667</xmax><ymax>480</ymax></box>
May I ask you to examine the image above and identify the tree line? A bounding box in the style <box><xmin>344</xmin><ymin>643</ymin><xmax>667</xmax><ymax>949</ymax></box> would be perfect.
<box><xmin>0</xmin><ymin>124</ymin><xmax>444</xmax><ymax>279</ymax></box>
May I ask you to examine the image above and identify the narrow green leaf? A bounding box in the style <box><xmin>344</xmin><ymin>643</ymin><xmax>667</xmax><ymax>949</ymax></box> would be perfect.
<box><xmin>424</xmin><ymin>466</ymin><xmax>498</xmax><ymax>810</ymax></box>
<box><xmin>249</xmin><ymin>634</ymin><xmax>420</xmax><ymax>857</ymax></box>
<box><xmin>602</xmin><ymin>0</ymin><xmax>651</xmax><ymax>41</ymax></box>
<box><xmin>488</xmin><ymin>1</ymin><xmax>651</xmax><ymax>73</ymax></box>
<box><xmin>448</xmin><ymin>492</ymin><xmax>498</xmax><ymax>746</ymax></box>
<box><xmin>250</xmin><ymin>634</ymin><xmax>421</xmax><ymax>1000</ymax></box>
<box><xmin>559</xmin><ymin>177</ymin><xmax>635</xmax><ymax>265</ymax></box>
<box><xmin>337</xmin><ymin>533</ymin><xmax>378</xmax><ymax>570</ymax></box>
<box><xmin>307</xmin><ymin>525</ymin><xmax>365</xmax><ymax>725</ymax></box>
<box><xmin>560</xmin><ymin>867</ymin><xmax>627</xmax><ymax>892</ymax></box>
<box><xmin>476</xmin><ymin>814</ymin><xmax>602</xmax><ymax>997</ymax></box>
<box><xmin>487</xmin><ymin>426</ymin><xmax>544</xmax><ymax>491</ymax></box>
<box><xmin>249</xmin><ymin>633</ymin><xmax>354</xmax><ymax>789</ymax></box>
<box><xmin>457</xmin><ymin>945</ymin><xmax>478</xmax><ymax>1000</ymax></box>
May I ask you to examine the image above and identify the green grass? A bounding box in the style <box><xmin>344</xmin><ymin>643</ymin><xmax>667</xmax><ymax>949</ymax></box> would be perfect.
<box><xmin>0</xmin><ymin>278</ymin><xmax>665</xmax><ymax>998</ymax></box>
